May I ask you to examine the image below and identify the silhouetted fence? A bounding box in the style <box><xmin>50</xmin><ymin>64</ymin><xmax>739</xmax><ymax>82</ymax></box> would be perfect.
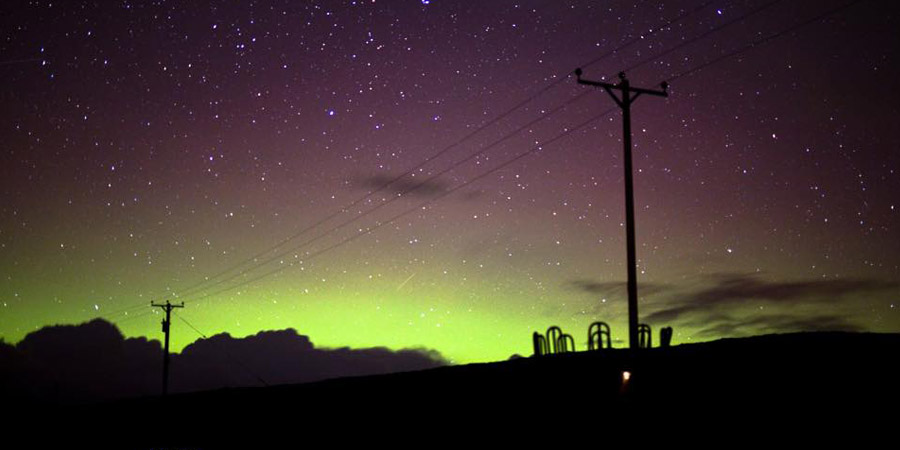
<box><xmin>638</xmin><ymin>324</ymin><xmax>652</xmax><ymax>349</ymax></box>
<box><xmin>588</xmin><ymin>321</ymin><xmax>611</xmax><ymax>350</ymax></box>
<box><xmin>558</xmin><ymin>332</ymin><xmax>575</xmax><ymax>353</ymax></box>
<box><xmin>533</xmin><ymin>332</ymin><xmax>549</xmax><ymax>356</ymax></box>
<box><xmin>660</xmin><ymin>326</ymin><xmax>673</xmax><ymax>348</ymax></box>
<box><xmin>533</xmin><ymin>326</ymin><xmax>576</xmax><ymax>356</ymax></box>
<box><xmin>546</xmin><ymin>326</ymin><xmax>563</xmax><ymax>354</ymax></box>
<box><xmin>532</xmin><ymin>322</ymin><xmax>673</xmax><ymax>356</ymax></box>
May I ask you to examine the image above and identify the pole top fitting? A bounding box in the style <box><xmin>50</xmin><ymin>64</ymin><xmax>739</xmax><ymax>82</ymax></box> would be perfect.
<box><xmin>618</xmin><ymin>72</ymin><xmax>627</xmax><ymax>81</ymax></box>
<box><xmin>574</xmin><ymin>67</ymin><xmax>583</xmax><ymax>79</ymax></box>
<box><xmin>661</xmin><ymin>81</ymin><xmax>669</xmax><ymax>92</ymax></box>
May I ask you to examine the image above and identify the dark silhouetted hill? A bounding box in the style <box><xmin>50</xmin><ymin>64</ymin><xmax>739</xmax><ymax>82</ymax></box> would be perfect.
<box><xmin>7</xmin><ymin>330</ymin><xmax>898</xmax><ymax>446</ymax></box>
<box><xmin>1</xmin><ymin>319</ymin><xmax>446</xmax><ymax>406</ymax></box>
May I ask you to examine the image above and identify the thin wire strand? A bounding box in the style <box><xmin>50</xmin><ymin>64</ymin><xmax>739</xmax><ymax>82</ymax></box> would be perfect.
<box><xmin>176</xmin><ymin>0</ymin><xmax>803</xmax><ymax>302</ymax></box>
<box><xmin>180</xmin><ymin>91</ymin><xmax>594</xmax><ymax>301</ymax></box>
<box><xmin>578</xmin><ymin>0</ymin><xmax>719</xmax><ymax>71</ymax></box>
<box><xmin>107</xmin><ymin>308</ymin><xmax>157</xmax><ymax>326</ymax></box>
<box><xmin>620</xmin><ymin>0</ymin><xmax>787</xmax><ymax>76</ymax></box>
<box><xmin>188</xmin><ymin>107</ymin><xmax>619</xmax><ymax>303</ymax></box>
<box><xmin>670</xmin><ymin>0</ymin><xmax>868</xmax><ymax>82</ymax></box>
<box><xmin>156</xmin><ymin>1</ymin><xmax>723</xmax><ymax>303</ymax></box>
<box><xmin>174</xmin><ymin>311</ymin><xmax>270</xmax><ymax>387</ymax></box>
<box><xmin>180</xmin><ymin>0</ymin><xmax>867</xmax><ymax>304</ymax></box>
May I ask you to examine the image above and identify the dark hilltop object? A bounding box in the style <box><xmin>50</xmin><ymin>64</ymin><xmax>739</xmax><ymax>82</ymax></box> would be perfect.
<box><xmin>660</xmin><ymin>326</ymin><xmax>673</xmax><ymax>347</ymax></box>
<box><xmin>588</xmin><ymin>321</ymin><xmax>612</xmax><ymax>350</ymax></box>
<box><xmin>23</xmin><ymin>332</ymin><xmax>900</xmax><ymax>445</ymax></box>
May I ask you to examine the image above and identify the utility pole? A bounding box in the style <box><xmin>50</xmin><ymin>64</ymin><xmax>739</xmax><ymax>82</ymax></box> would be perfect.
<box><xmin>151</xmin><ymin>300</ymin><xmax>184</xmax><ymax>395</ymax></box>
<box><xmin>575</xmin><ymin>68</ymin><xmax>668</xmax><ymax>350</ymax></box>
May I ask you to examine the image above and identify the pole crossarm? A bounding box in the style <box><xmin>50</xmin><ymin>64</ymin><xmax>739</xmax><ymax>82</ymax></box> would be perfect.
<box><xmin>575</xmin><ymin>69</ymin><xmax>669</xmax><ymax>103</ymax></box>
<box><xmin>151</xmin><ymin>300</ymin><xmax>185</xmax><ymax>311</ymax></box>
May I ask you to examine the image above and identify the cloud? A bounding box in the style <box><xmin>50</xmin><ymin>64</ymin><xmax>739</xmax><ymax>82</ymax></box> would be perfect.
<box><xmin>9</xmin><ymin>319</ymin><xmax>161</xmax><ymax>404</ymax></box>
<box><xmin>690</xmin><ymin>313</ymin><xmax>864</xmax><ymax>338</ymax></box>
<box><xmin>356</xmin><ymin>173</ymin><xmax>452</xmax><ymax>198</ymax></box>
<box><xmin>3</xmin><ymin>319</ymin><xmax>447</xmax><ymax>405</ymax></box>
<box><xmin>559</xmin><ymin>279</ymin><xmax>669</xmax><ymax>317</ymax></box>
<box><xmin>173</xmin><ymin>328</ymin><xmax>446</xmax><ymax>391</ymax></box>
<box><xmin>643</xmin><ymin>273</ymin><xmax>897</xmax><ymax>337</ymax></box>
<box><xmin>645</xmin><ymin>273</ymin><xmax>898</xmax><ymax>323</ymax></box>
<box><xmin>568</xmin><ymin>279</ymin><xmax>668</xmax><ymax>297</ymax></box>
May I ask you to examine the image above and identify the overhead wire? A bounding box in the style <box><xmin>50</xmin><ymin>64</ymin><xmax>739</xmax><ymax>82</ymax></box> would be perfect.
<box><xmin>187</xmin><ymin>106</ymin><xmax>620</xmax><ymax>304</ymax></box>
<box><xmin>175</xmin><ymin>0</ymin><xmax>801</xmax><ymax>302</ymax></box>
<box><xmin>619</xmin><ymin>0</ymin><xmax>786</xmax><ymax>75</ymax></box>
<box><xmin>180</xmin><ymin>0</ymin><xmax>865</xmax><ymax>304</ymax></box>
<box><xmin>154</xmin><ymin>0</ymin><xmax>722</xmax><ymax>302</ymax></box>
<box><xmin>169</xmin><ymin>1</ymin><xmax>757</xmax><ymax>303</ymax></box>
<box><xmin>174</xmin><ymin>311</ymin><xmax>270</xmax><ymax>387</ymax></box>
<box><xmin>577</xmin><ymin>0</ymin><xmax>719</xmax><ymax>71</ymax></box>
<box><xmin>668</xmin><ymin>0</ymin><xmax>869</xmax><ymax>82</ymax></box>
<box><xmin>68</xmin><ymin>0</ymin><xmax>723</xmax><ymax>323</ymax></box>
<box><xmin>179</xmin><ymin>91</ymin><xmax>594</xmax><ymax>303</ymax></box>
<box><xmin>93</xmin><ymin>301</ymin><xmax>151</xmax><ymax>319</ymax></box>
<box><xmin>102</xmin><ymin>308</ymin><xmax>158</xmax><ymax>329</ymax></box>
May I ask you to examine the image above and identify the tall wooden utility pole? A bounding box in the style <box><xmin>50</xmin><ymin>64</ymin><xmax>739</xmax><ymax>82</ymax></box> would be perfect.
<box><xmin>575</xmin><ymin>68</ymin><xmax>668</xmax><ymax>350</ymax></box>
<box><xmin>151</xmin><ymin>300</ymin><xmax>184</xmax><ymax>395</ymax></box>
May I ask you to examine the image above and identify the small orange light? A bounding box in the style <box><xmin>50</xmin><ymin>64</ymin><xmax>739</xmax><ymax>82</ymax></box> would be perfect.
<box><xmin>622</xmin><ymin>371</ymin><xmax>631</xmax><ymax>382</ymax></box>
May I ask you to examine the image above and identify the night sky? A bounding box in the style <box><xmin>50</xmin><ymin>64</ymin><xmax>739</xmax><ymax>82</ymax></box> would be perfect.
<box><xmin>2</xmin><ymin>0</ymin><xmax>898</xmax><ymax>364</ymax></box>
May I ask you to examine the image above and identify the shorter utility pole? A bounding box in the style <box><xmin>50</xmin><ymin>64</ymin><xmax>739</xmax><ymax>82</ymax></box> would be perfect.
<box><xmin>151</xmin><ymin>300</ymin><xmax>184</xmax><ymax>396</ymax></box>
<box><xmin>575</xmin><ymin>68</ymin><xmax>668</xmax><ymax>350</ymax></box>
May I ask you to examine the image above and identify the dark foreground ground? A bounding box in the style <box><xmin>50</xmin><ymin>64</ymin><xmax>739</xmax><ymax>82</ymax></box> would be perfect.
<box><xmin>12</xmin><ymin>332</ymin><xmax>900</xmax><ymax>447</ymax></box>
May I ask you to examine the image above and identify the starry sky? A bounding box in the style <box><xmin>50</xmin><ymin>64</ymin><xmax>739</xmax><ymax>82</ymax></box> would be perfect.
<box><xmin>2</xmin><ymin>0</ymin><xmax>898</xmax><ymax>364</ymax></box>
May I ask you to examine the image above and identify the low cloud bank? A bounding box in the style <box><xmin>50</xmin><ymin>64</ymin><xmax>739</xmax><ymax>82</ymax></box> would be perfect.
<box><xmin>1</xmin><ymin>319</ymin><xmax>446</xmax><ymax>405</ymax></box>
<box><xmin>643</xmin><ymin>273</ymin><xmax>897</xmax><ymax>337</ymax></box>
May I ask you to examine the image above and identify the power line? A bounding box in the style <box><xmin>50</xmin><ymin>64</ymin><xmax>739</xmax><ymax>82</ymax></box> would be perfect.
<box><xmin>620</xmin><ymin>0</ymin><xmax>786</xmax><ymax>76</ymax></box>
<box><xmin>164</xmin><ymin>83</ymin><xmax>575</xmax><ymax>302</ymax></box>
<box><xmin>153</xmin><ymin>1</ymin><xmax>723</xmax><ymax>304</ymax></box>
<box><xmin>168</xmin><ymin>3</ymin><xmax>763</xmax><ymax>303</ymax></box>
<box><xmin>174</xmin><ymin>312</ymin><xmax>270</xmax><ymax>387</ymax></box>
<box><xmin>179</xmin><ymin>91</ymin><xmax>594</xmax><ymax>302</ymax></box>
<box><xmin>93</xmin><ymin>301</ymin><xmax>151</xmax><ymax>320</ymax></box>
<box><xmin>669</xmin><ymin>0</ymin><xmax>869</xmax><ymax>82</ymax></box>
<box><xmin>67</xmin><ymin>0</ymin><xmax>724</xmax><ymax>325</ymax></box>
<box><xmin>173</xmin><ymin>0</ymin><xmax>800</xmax><ymax>303</ymax></box>
<box><xmin>178</xmin><ymin>0</ymin><xmax>865</xmax><ymax>305</ymax></box>
<box><xmin>111</xmin><ymin>308</ymin><xmax>156</xmax><ymax>323</ymax></box>
<box><xmin>0</xmin><ymin>57</ymin><xmax>42</xmax><ymax>66</ymax></box>
<box><xmin>186</xmin><ymin>107</ymin><xmax>620</xmax><ymax>304</ymax></box>
<box><xmin>578</xmin><ymin>0</ymin><xmax>719</xmax><ymax>71</ymax></box>
<box><xmin>172</xmin><ymin>86</ymin><xmax>560</xmax><ymax>287</ymax></box>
